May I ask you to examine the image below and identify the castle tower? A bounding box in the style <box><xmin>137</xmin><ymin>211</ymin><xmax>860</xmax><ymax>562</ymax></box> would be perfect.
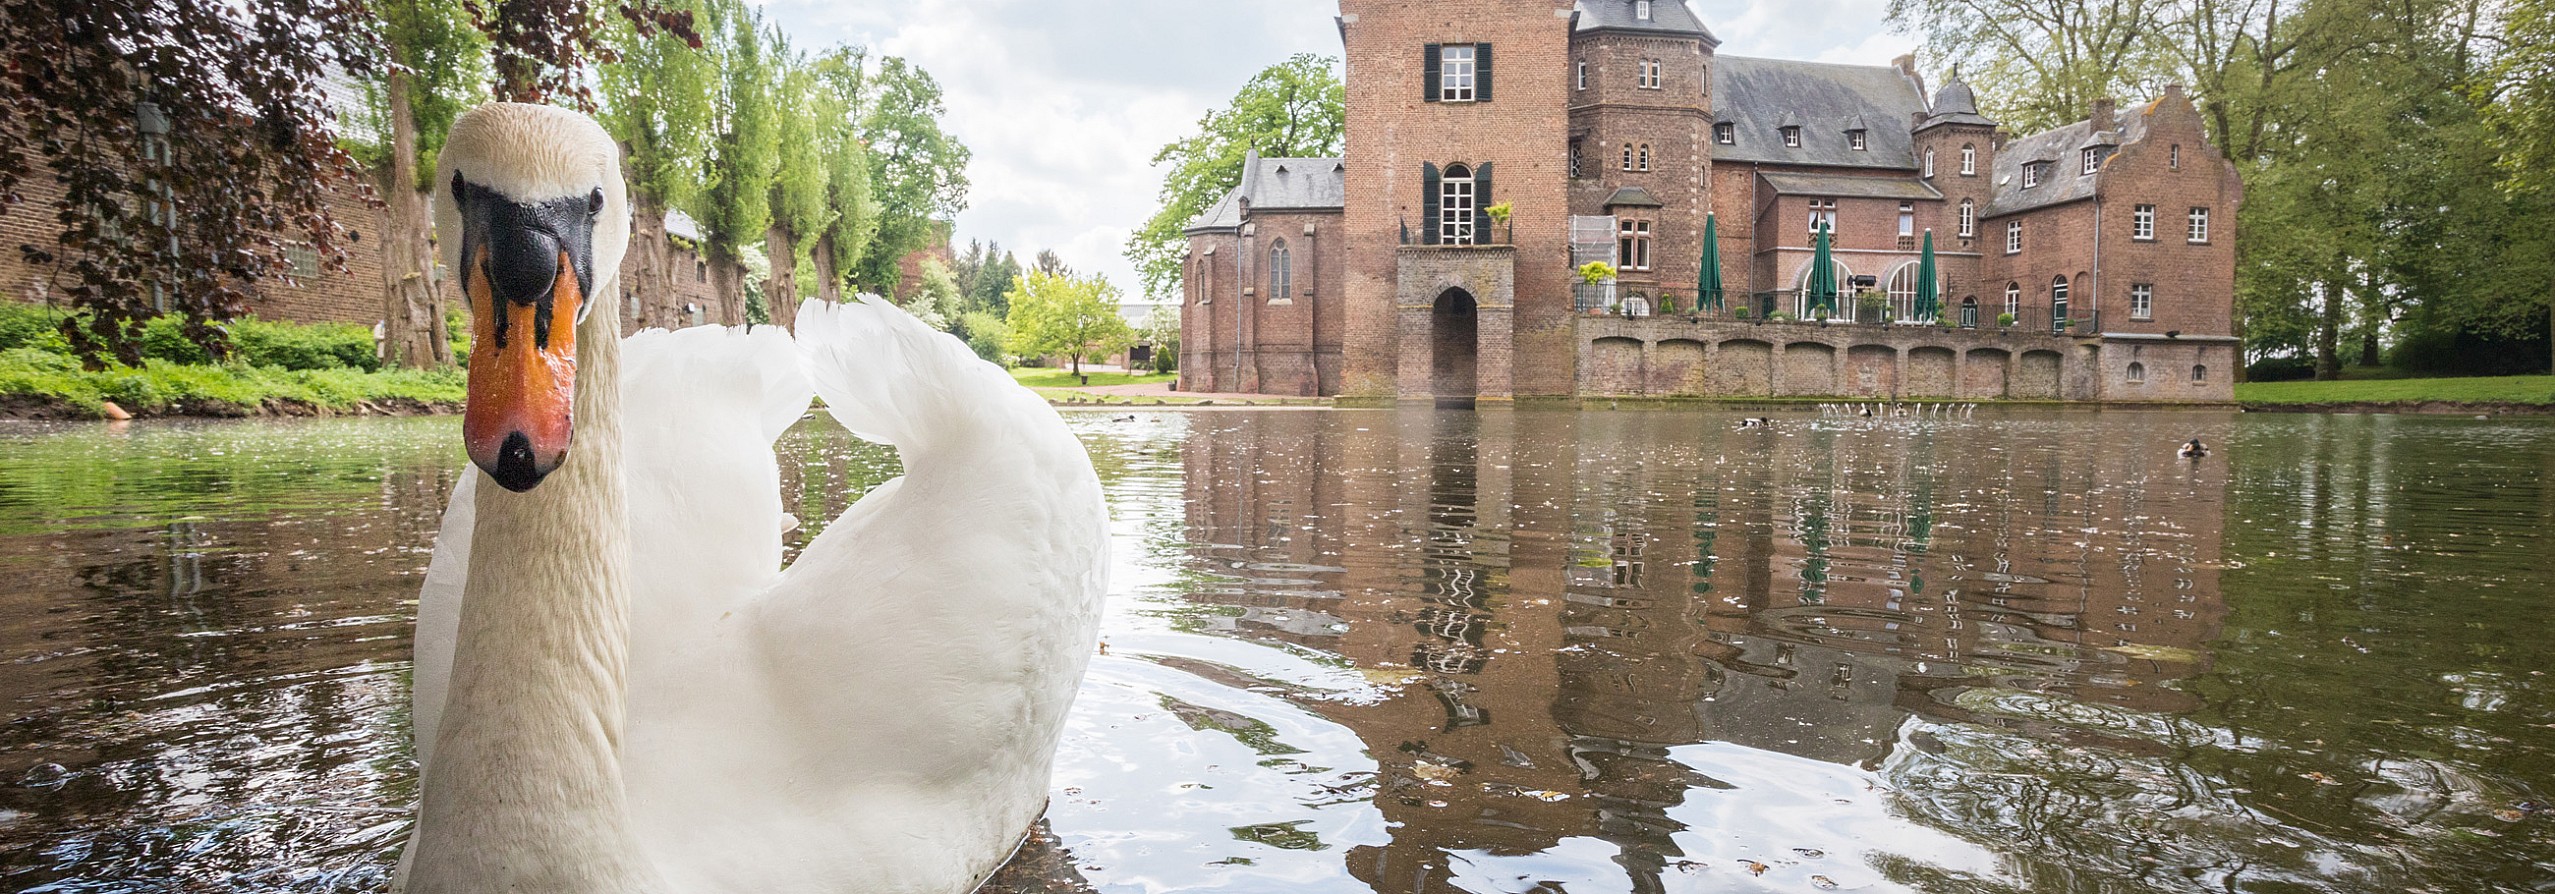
<box><xmin>1566</xmin><ymin>0</ymin><xmax>1717</xmax><ymax>315</ymax></box>
<box><xmin>1337</xmin><ymin>0</ymin><xmax>1578</xmax><ymax>401</ymax></box>
<box><xmin>1910</xmin><ymin>75</ymin><xmax>1999</xmax><ymax>323</ymax></box>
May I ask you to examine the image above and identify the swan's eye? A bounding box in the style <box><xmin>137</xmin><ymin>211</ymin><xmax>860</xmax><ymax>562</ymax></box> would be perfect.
<box><xmin>588</xmin><ymin>187</ymin><xmax>605</xmax><ymax>216</ymax></box>
<box><xmin>451</xmin><ymin>172</ymin><xmax>466</xmax><ymax>206</ymax></box>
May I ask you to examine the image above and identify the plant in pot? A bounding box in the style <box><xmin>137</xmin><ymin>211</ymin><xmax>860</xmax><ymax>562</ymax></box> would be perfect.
<box><xmin>1485</xmin><ymin>202</ymin><xmax>1514</xmax><ymax>243</ymax></box>
<box><xmin>1657</xmin><ymin>293</ymin><xmax>1678</xmax><ymax>315</ymax></box>
<box><xmin>1734</xmin><ymin>305</ymin><xmax>1754</xmax><ymax>321</ymax></box>
<box><xmin>1856</xmin><ymin>290</ymin><xmax>1888</xmax><ymax>323</ymax></box>
<box><xmin>1996</xmin><ymin>312</ymin><xmax>2017</xmax><ymax>329</ymax></box>
<box><xmin>1770</xmin><ymin>310</ymin><xmax>1793</xmax><ymax>322</ymax></box>
<box><xmin>1578</xmin><ymin>260</ymin><xmax>1616</xmax><ymax>284</ymax></box>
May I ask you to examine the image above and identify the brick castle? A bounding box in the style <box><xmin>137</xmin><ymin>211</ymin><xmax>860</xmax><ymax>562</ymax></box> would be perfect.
<box><xmin>1180</xmin><ymin>0</ymin><xmax>2244</xmax><ymax>403</ymax></box>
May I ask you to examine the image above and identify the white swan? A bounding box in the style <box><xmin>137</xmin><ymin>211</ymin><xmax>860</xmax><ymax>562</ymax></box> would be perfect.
<box><xmin>399</xmin><ymin>102</ymin><xmax>1107</xmax><ymax>894</ymax></box>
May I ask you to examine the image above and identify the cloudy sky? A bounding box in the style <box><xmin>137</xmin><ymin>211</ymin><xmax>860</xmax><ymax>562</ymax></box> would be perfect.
<box><xmin>757</xmin><ymin>0</ymin><xmax>1914</xmax><ymax>301</ymax></box>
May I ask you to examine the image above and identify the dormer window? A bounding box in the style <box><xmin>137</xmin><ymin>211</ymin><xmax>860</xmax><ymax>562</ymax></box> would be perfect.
<box><xmin>2022</xmin><ymin>161</ymin><xmax>2044</xmax><ymax>188</ymax></box>
<box><xmin>1636</xmin><ymin>0</ymin><xmax>1652</xmax><ymax>19</ymax></box>
<box><xmin>1715</xmin><ymin>122</ymin><xmax>1734</xmax><ymax>144</ymax></box>
<box><xmin>1848</xmin><ymin>129</ymin><xmax>1867</xmax><ymax>151</ymax></box>
<box><xmin>1782</xmin><ymin>126</ymin><xmax>1801</xmax><ymax>148</ymax></box>
<box><xmin>2081</xmin><ymin>148</ymin><xmax>2103</xmax><ymax>175</ymax></box>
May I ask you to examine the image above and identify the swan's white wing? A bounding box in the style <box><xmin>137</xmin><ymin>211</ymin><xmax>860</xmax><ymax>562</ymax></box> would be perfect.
<box><xmin>624</xmin><ymin>297</ymin><xmax>1107</xmax><ymax>894</ymax></box>
<box><xmin>410</xmin><ymin>472</ymin><xmax>474</xmax><ymax>774</ymax></box>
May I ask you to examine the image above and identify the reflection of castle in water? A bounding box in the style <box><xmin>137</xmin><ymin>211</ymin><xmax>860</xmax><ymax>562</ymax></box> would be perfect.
<box><xmin>1179</xmin><ymin>408</ymin><xmax>2231</xmax><ymax>891</ymax></box>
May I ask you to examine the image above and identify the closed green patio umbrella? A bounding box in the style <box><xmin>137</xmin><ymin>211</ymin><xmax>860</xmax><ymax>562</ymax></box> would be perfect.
<box><xmin>1808</xmin><ymin>223</ymin><xmax>1837</xmax><ymax>317</ymax></box>
<box><xmin>1914</xmin><ymin>229</ymin><xmax>1940</xmax><ymax>321</ymax></box>
<box><xmin>1698</xmin><ymin>213</ymin><xmax>1725</xmax><ymax>311</ymax></box>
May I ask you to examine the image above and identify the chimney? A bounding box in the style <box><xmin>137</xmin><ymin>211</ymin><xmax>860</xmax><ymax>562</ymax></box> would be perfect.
<box><xmin>2091</xmin><ymin>97</ymin><xmax>2117</xmax><ymax>130</ymax></box>
<box><xmin>1892</xmin><ymin>53</ymin><xmax>1926</xmax><ymax>98</ymax></box>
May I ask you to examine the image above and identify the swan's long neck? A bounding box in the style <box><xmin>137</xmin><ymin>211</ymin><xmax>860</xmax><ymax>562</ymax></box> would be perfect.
<box><xmin>409</xmin><ymin>294</ymin><xmax>660</xmax><ymax>893</ymax></box>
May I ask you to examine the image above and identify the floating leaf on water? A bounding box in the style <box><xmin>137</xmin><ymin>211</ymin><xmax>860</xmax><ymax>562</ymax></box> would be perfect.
<box><xmin>1743</xmin><ymin>860</ymin><xmax>1769</xmax><ymax>876</ymax></box>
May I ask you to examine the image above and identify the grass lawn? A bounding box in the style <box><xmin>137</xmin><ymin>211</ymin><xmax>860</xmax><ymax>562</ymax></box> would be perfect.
<box><xmin>2235</xmin><ymin>374</ymin><xmax>2555</xmax><ymax>406</ymax></box>
<box><xmin>1008</xmin><ymin>367</ymin><xmax>1174</xmax><ymax>389</ymax></box>
<box><xmin>0</xmin><ymin>347</ymin><xmax>467</xmax><ymax>417</ymax></box>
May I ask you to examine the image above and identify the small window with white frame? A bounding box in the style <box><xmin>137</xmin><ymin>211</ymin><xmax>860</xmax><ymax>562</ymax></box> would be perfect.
<box><xmin>1639</xmin><ymin>59</ymin><xmax>1662</xmax><ymax>89</ymax></box>
<box><xmin>1714</xmin><ymin>122</ymin><xmax>1734</xmax><ymax>144</ymax></box>
<box><xmin>1636</xmin><ymin>143</ymin><xmax>1651</xmax><ymax>171</ymax></box>
<box><xmin>1923</xmin><ymin>147</ymin><xmax>1935</xmax><ymax>177</ymax></box>
<box><xmin>2133</xmin><ymin>204</ymin><xmax>2156</xmax><ymax>240</ymax></box>
<box><xmin>1849</xmin><ymin>129</ymin><xmax>1867</xmax><ymax>151</ymax></box>
<box><xmin>1620</xmin><ymin>143</ymin><xmax>1634</xmax><ymax>171</ymax></box>
<box><xmin>1806</xmin><ymin>198</ymin><xmax>1837</xmax><ymax>234</ymax></box>
<box><xmin>2005</xmin><ymin>220</ymin><xmax>2022</xmax><ymax>254</ymax></box>
<box><xmin>2130</xmin><ymin>283</ymin><xmax>2153</xmax><ymax>319</ymax></box>
<box><xmin>2188</xmin><ymin>206</ymin><xmax>2210</xmax><ymax>243</ymax></box>
<box><xmin>1960</xmin><ymin>144</ymin><xmax>1977</xmax><ymax>175</ymax></box>
<box><xmin>1618</xmin><ymin>219</ymin><xmax>1652</xmax><ymax>271</ymax></box>
<box><xmin>1781</xmin><ymin>126</ymin><xmax>1801</xmax><ymax>148</ymax></box>
<box><xmin>2023</xmin><ymin>162</ymin><xmax>2043</xmax><ymax>188</ymax></box>
<box><xmin>1440</xmin><ymin>45</ymin><xmax>1477</xmax><ymax>102</ymax></box>
<box><xmin>2004</xmin><ymin>282</ymin><xmax>2021</xmax><ymax>317</ymax></box>
<box><xmin>1576</xmin><ymin>61</ymin><xmax>1586</xmax><ymax>90</ymax></box>
<box><xmin>1958</xmin><ymin>199</ymin><xmax>1975</xmax><ymax>237</ymax></box>
<box><xmin>1636</xmin><ymin>0</ymin><xmax>1652</xmax><ymax>19</ymax></box>
<box><xmin>2081</xmin><ymin>148</ymin><xmax>2100</xmax><ymax>175</ymax></box>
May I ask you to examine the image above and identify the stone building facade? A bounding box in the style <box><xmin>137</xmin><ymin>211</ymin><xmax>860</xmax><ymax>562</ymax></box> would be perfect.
<box><xmin>1180</xmin><ymin>0</ymin><xmax>2243</xmax><ymax>403</ymax></box>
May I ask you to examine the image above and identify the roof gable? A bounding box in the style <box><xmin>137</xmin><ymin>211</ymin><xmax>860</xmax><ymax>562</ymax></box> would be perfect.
<box><xmin>1709</xmin><ymin>56</ymin><xmax>1927</xmax><ymax>170</ymax></box>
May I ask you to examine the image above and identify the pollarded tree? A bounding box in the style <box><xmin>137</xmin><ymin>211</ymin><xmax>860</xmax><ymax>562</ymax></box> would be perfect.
<box><xmin>761</xmin><ymin>36</ymin><xmax>831</xmax><ymax>328</ymax></box>
<box><xmin>351</xmin><ymin>0</ymin><xmax>486</xmax><ymax>369</ymax></box>
<box><xmin>598</xmin><ymin>0</ymin><xmax>715</xmax><ymax>330</ymax></box>
<box><xmin>692</xmin><ymin>0</ymin><xmax>779</xmax><ymax>325</ymax></box>
<box><xmin>808</xmin><ymin>46</ymin><xmax>880</xmax><ymax>305</ymax></box>
<box><xmin>1126</xmin><ymin>53</ymin><xmax>1344</xmax><ymax>301</ymax></box>
<box><xmin>854</xmin><ymin>56</ymin><xmax>970</xmax><ymax>293</ymax></box>
<box><xmin>1004</xmin><ymin>268</ymin><xmax>1132</xmax><ymax>381</ymax></box>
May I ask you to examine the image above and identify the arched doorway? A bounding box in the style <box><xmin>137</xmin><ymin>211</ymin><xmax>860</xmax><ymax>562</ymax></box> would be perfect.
<box><xmin>1432</xmin><ymin>288</ymin><xmax>1478</xmax><ymax>407</ymax></box>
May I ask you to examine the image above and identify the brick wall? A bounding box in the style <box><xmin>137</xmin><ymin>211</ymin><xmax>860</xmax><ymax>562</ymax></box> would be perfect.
<box><xmin>1567</xmin><ymin>31</ymin><xmax>1711</xmax><ymax>315</ymax></box>
<box><xmin>2087</xmin><ymin>87</ymin><xmax>2242</xmax><ymax>339</ymax></box>
<box><xmin>1179</xmin><ymin>209</ymin><xmax>1346</xmax><ymax>395</ymax></box>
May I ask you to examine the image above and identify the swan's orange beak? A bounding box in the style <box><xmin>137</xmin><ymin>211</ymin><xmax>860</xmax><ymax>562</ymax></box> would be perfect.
<box><xmin>458</xmin><ymin>183</ymin><xmax>598</xmax><ymax>493</ymax></box>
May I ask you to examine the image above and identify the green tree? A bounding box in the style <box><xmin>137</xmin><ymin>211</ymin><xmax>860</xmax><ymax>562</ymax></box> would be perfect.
<box><xmin>855</xmin><ymin>56</ymin><xmax>971</xmax><ymax>292</ymax></box>
<box><xmin>969</xmin><ymin>245</ymin><xmax>1021</xmax><ymax>317</ymax></box>
<box><xmin>802</xmin><ymin>47</ymin><xmax>878</xmax><ymax>307</ymax></box>
<box><xmin>1127</xmin><ymin>53</ymin><xmax>1344</xmax><ymax>300</ymax></box>
<box><xmin>958</xmin><ymin>309</ymin><xmax>1008</xmax><ymax>363</ymax></box>
<box><xmin>1140</xmin><ymin>305</ymin><xmax>1180</xmax><ymax>374</ymax></box>
<box><xmin>351</xmin><ymin>0</ymin><xmax>486</xmax><ymax>369</ymax></box>
<box><xmin>693</xmin><ymin>0</ymin><xmax>780</xmax><ymax>325</ymax></box>
<box><xmin>760</xmin><ymin>35</ymin><xmax>832</xmax><ymax>328</ymax></box>
<box><xmin>599</xmin><ymin>0</ymin><xmax>716</xmax><ymax>330</ymax></box>
<box><xmin>2487</xmin><ymin>0</ymin><xmax>2555</xmax><ymax>372</ymax></box>
<box><xmin>1004</xmin><ymin>269</ymin><xmax>1132</xmax><ymax>379</ymax></box>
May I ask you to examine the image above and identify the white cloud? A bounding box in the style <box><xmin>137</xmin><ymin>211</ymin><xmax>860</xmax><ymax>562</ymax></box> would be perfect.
<box><xmin>756</xmin><ymin>1</ymin><xmax>1914</xmax><ymax>299</ymax></box>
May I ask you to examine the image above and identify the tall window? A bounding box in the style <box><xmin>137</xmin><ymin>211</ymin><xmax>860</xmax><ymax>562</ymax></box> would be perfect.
<box><xmin>1639</xmin><ymin>59</ymin><xmax>1662</xmax><ymax>89</ymax></box>
<box><xmin>1923</xmin><ymin>147</ymin><xmax>1935</xmax><ymax>178</ymax></box>
<box><xmin>1268</xmin><ymin>240</ymin><xmax>1292</xmax><ymax>302</ymax></box>
<box><xmin>1960</xmin><ymin>144</ymin><xmax>1977</xmax><ymax>175</ymax></box>
<box><xmin>1807</xmin><ymin>198</ymin><xmax>1837</xmax><ymax>234</ymax></box>
<box><xmin>1618</xmin><ymin>219</ymin><xmax>1652</xmax><ymax>270</ymax></box>
<box><xmin>2004</xmin><ymin>282</ymin><xmax>2020</xmax><ymax>318</ymax></box>
<box><xmin>1714</xmin><ymin>122</ymin><xmax>1734</xmax><ymax>144</ymax></box>
<box><xmin>1960</xmin><ymin>296</ymin><xmax>1979</xmax><ymax>328</ymax></box>
<box><xmin>2005</xmin><ymin>220</ymin><xmax>2022</xmax><ymax>254</ymax></box>
<box><xmin>1887</xmin><ymin>262</ymin><xmax>1933</xmax><ymax>321</ymax></box>
<box><xmin>2050</xmin><ymin>274</ymin><xmax>2070</xmax><ymax>330</ymax></box>
<box><xmin>2133</xmin><ymin>204</ymin><xmax>2156</xmax><ymax>240</ymax></box>
<box><xmin>1897</xmin><ymin>202</ymin><xmax>1915</xmax><ymax>239</ymax></box>
<box><xmin>1636</xmin><ymin>143</ymin><xmax>1651</xmax><ymax>171</ymax></box>
<box><xmin>1848</xmin><ymin>129</ymin><xmax>1868</xmax><ymax>151</ymax></box>
<box><xmin>2188</xmin><ymin>207</ymin><xmax>2211</xmax><ymax>243</ymax></box>
<box><xmin>1958</xmin><ymin>199</ymin><xmax>1975</xmax><ymax>237</ymax></box>
<box><xmin>1440</xmin><ymin>45</ymin><xmax>1477</xmax><ymax>101</ymax></box>
<box><xmin>1576</xmin><ymin>61</ymin><xmax>1586</xmax><ymax>90</ymax></box>
<box><xmin>1440</xmin><ymin>163</ymin><xmax>1475</xmax><ymax>244</ymax></box>
<box><xmin>1782</xmin><ymin>126</ymin><xmax>1801</xmax><ymax>148</ymax></box>
<box><xmin>2129</xmin><ymin>282</ymin><xmax>2153</xmax><ymax>319</ymax></box>
<box><xmin>1569</xmin><ymin>138</ymin><xmax>1583</xmax><ymax>178</ymax></box>
<box><xmin>2170</xmin><ymin>144</ymin><xmax>2181</xmax><ymax>170</ymax></box>
<box><xmin>1620</xmin><ymin>143</ymin><xmax>1635</xmax><ymax>171</ymax></box>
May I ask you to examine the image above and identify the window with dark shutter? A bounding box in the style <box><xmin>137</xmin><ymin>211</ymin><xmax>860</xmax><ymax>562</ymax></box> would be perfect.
<box><xmin>1421</xmin><ymin>162</ymin><xmax>1441</xmax><ymax>245</ymax></box>
<box><xmin>1424</xmin><ymin>44</ymin><xmax>1441</xmax><ymax>103</ymax></box>
<box><xmin>1472</xmin><ymin>162</ymin><xmax>1493</xmax><ymax>242</ymax></box>
<box><xmin>1474</xmin><ymin>43</ymin><xmax>1493</xmax><ymax>102</ymax></box>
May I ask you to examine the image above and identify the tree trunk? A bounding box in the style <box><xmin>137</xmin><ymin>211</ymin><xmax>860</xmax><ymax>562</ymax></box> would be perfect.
<box><xmin>2358</xmin><ymin>325</ymin><xmax>2381</xmax><ymax>368</ymax></box>
<box><xmin>764</xmin><ymin>224</ymin><xmax>798</xmax><ymax>328</ymax></box>
<box><xmin>628</xmin><ymin>191</ymin><xmax>677</xmax><ymax>331</ymax></box>
<box><xmin>709</xmin><ymin>249</ymin><xmax>747</xmax><ymax>326</ymax></box>
<box><xmin>811</xmin><ymin>239</ymin><xmax>842</xmax><ymax>304</ymax></box>
<box><xmin>378</xmin><ymin>64</ymin><xmax>449</xmax><ymax>369</ymax></box>
<box><xmin>2315</xmin><ymin>278</ymin><xmax>2343</xmax><ymax>381</ymax></box>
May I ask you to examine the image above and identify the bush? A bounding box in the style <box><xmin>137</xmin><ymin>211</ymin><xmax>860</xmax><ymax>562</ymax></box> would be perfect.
<box><xmin>1733</xmin><ymin>306</ymin><xmax>1752</xmax><ymax>320</ymax></box>
<box><xmin>1996</xmin><ymin>312</ymin><xmax>2017</xmax><ymax>327</ymax></box>
<box><xmin>2246</xmin><ymin>355</ymin><xmax>2317</xmax><ymax>382</ymax></box>
<box><xmin>140</xmin><ymin>315</ymin><xmax>215</xmax><ymax>365</ymax></box>
<box><xmin>2389</xmin><ymin>323</ymin><xmax>2553</xmax><ymax>377</ymax></box>
<box><xmin>0</xmin><ymin>304</ymin><xmax>71</xmax><ymax>353</ymax></box>
<box><xmin>230</xmin><ymin>317</ymin><xmax>381</xmax><ymax>371</ymax></box>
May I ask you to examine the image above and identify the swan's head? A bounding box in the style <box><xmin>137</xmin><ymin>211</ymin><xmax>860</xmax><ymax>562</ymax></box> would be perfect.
<box><xmin>435</xmin><ymin>102</ymin><xmax>631</xmax><ymax>493</ymax></box>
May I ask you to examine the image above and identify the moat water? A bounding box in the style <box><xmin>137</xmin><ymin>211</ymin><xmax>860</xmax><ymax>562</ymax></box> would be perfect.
<box><xmin>0</xmin><ymin>408</ymin><xmax>2549</xmax><ymax>893</ymax></box>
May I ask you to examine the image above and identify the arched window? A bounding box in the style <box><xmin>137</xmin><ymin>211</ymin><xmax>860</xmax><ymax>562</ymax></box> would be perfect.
<box><xmin>2050</xmin><ymin>274</ymin><xmax>2071</xmax><ymax>331</ymax></box>
<box><xmin>1267</xmin><ymin>239</ymin><xmax>1291</xmax><ymax>302</ymax></box>
<box><xmin>2004</xmin><ymin>282</ymin><xmax>2020</xmax><ymax>319</ymax></box>
<box><xmin>1960</xmin><ymin>143</ymin><xmax>1977</xmax><ymax>175</ymax></box>
<box><xmin>1794</xmin><ymin>258</ymin><xmax>1856</xmax><ymax>320</ymax></box>
<box><xmin>1621</xmin><ymin>143</ymin><xmax>1634</xmax><ymax>171</ymax></box>
<box><xmin>1958</xmin><ymin>199</ymin><xmax>1975</xmax><ymax>237</ymax></box>
<box><xmin>2192</xmin><ymin>364</ymin><xmax>2208</xmax><ymax>382</ymax></box>
<box><xmin>1622</xmin><ymin>293</ymin><xmax>1652</xmax><ymax>317</ymax></box>
<box><xmin>1440</xmin><ymin>164</ymin><xmax>1474</xmax><ymax>244</ymax></box>
<box><xmin>1923</xmin><ymin>147</ymin><xmax>1936</xmax><ymax>178</ymax></box>
<box><xmin>2126</xmin><ymin>361</ymin><xmax>2146</xmax><ymax>383</ymax></box>
<box><xmin>1885</xmin><ymin>262</ymin><xmax>1933</xmax><ymax>322</ymax></box>
<box><xmin>1637</xmin><ymin>143</ymin><xmax>1652</xmax><ymax>171</ymax></box>
<box><xmin>1959</xmin><ymin>296</ymin><xmax>1979</xmax><ymax>328</ymax></box>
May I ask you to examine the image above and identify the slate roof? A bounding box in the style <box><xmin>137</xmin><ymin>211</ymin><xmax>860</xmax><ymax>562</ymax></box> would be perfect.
<box><xmin>1981</xmin><ymin>112</ymin><xmax>2150</xmax><ymax>217</ymax></box>
<box><xmin>1709</xmin><ymin>56</ymin><xmax>1927</xmax><ymax>170</ymax></box>
<box><xmin>1185</xmin><ymin>151</ymin><xmax>1346</xmax><ymax>234</ymax></box>
<box><xmin>1602</xmin><ymin>185</ymin><xmax>1664</xmax><ymax>207</ymax></box>
<box><xmin>1916</xmin><ymin>78</ymin><xmax>1996</xmax><ymax>131</ymax></box>
<box><xmin>1574</xmin><ymin>0</ymin><xmax>1716</xmax><ymax>41</ymax></box>
<box><xmin>1758</xmin><ymin>172</ymin><xmax>1943</xmax><ymax>201</ymax></box>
